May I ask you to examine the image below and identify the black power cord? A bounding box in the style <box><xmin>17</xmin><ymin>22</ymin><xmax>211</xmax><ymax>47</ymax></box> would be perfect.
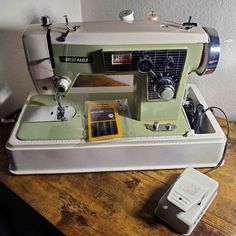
<box><xmin>203</xmin><ymin>107</ymin><xmax>230</xmax><ymax>175</ymax></box>
<box><xmin>184</xmin><ymin>101</ymin><xmax>230</xmax><ymax>175</ymax></box>
<box><xmin>183</xmin><ymin>99</ymin><xmax>205</xmax><ymax>134</ymax></box>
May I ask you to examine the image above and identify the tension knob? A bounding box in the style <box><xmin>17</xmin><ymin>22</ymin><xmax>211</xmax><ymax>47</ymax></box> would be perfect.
<box><xmin>156</xmin><ymin>76</ymin><xmax>175</xmax><ymax>100</ymax></box>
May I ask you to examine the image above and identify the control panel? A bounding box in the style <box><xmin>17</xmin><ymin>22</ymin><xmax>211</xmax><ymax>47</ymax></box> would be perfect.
<box><xmin>103</xmin><ymin>49</ymin><xmax>187</xmax><ymax>101</ymax></box>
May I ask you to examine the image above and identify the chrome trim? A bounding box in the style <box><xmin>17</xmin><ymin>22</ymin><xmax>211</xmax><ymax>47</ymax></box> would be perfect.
<box><xmin>197</xmin><ymin>27</ymin><xmax>220</xmax><ymax>75</ymax></box>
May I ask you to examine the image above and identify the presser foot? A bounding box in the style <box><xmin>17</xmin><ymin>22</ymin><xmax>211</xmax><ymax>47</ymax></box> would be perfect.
<box><xmin>57</xmin><ymin>105</ymin><xmax>66</xmax><ymax>121</ymax></box>
<box><xmin>54</xmin><ymin>93</ymin><xmax>66</xmax><ymax>121</ymax></box>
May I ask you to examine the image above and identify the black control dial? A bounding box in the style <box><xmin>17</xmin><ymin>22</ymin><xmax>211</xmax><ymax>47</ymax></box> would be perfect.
<box><xmin>156</xmin><ymin>75</ymin><xmax>175</xmax><ymax>100</ymax></box>
<box><xmin>164</xmin><ymin>56</ymin><xmax>175</xmax><ymax>68</ymax></box>
<box><xmin>137</xmin><ymin>55</ymin><xmax>153</xmax><ymax>73</ymax></box>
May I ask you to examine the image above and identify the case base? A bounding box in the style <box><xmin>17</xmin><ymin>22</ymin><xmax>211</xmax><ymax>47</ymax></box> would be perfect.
<box><xmin>6</xmin><ymin>84</ymin><xmax>226</xmax><ymax>175</ymax></box>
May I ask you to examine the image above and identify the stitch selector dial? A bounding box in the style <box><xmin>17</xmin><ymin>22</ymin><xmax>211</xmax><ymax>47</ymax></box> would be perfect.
<box><xmin>156</xmin><ymin>75</ymin><xmax>175</xmax><ymax>100</ymax></box>
<box><xmin>137</xmin><ymin>55</ymin><xmax>153</xmax><ymax>73</ymax></box>
<box><xmin>137</xmin><ymin>55</ymin><xmax>160</xmax><ymax>80</ymax></box>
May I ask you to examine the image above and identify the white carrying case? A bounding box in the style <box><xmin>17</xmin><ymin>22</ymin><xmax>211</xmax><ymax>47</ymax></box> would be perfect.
<box><xmin>6</xmin><ymin>84</ymin><xmax>226</xmax><ymax>175</ymax></box>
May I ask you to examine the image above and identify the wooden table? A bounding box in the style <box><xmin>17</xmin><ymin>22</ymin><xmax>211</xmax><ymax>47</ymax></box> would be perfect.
<box><xmin>0</xmin><ymin>119</ymin><xmax>236</xmax><ymax>236</ymax></box>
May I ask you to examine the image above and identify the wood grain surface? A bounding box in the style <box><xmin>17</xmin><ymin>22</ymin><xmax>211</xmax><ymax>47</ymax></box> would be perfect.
<box><xmin>0</xmin><ymin>118</ymin><xmax>235</xmax><ymax>236</ymax></box>
<box><xmin>73</xmin><ymin>75</ymin><xmax>129</xmax><ymax>87</ymax></box>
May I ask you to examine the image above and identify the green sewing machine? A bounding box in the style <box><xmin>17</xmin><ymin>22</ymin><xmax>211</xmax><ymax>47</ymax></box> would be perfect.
<box><xmin>6</xmin><ymin>14</ymin><xmax>226</xmax><ymax>174</ymax></box>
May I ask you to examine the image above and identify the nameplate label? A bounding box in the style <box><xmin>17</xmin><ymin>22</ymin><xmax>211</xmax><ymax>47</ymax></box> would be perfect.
<box><xmin>59</xmin><ymin>56</ymin><xmax>92</xmax><ymax>63</ymax></box>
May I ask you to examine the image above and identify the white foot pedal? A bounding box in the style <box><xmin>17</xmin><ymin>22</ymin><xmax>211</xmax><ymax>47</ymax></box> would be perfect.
<box><xmin>155</xmin><ymin>168</ymin><xmax>218</xmax><ymax>235</ymax></box>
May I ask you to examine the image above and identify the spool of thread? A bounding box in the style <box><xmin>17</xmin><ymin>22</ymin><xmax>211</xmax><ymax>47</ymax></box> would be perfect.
<box><xmin>119</xmin><ymin>10</ymin><xmax>134</xmax><ymax>23</ymax></box>
<box><xmin>148</xmin><ymin>11</ymin><xmax>158</xmax><ymax>21</ymax></box>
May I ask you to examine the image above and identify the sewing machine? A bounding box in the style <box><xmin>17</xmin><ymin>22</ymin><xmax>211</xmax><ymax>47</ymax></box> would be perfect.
<box><xmin>6</xmin><ymin>14</ymin><xmax>226</xmax><ymax>174</ymax></box>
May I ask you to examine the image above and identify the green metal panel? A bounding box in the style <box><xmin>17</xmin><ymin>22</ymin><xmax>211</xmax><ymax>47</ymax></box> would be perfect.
<box><xmin>17</xmin><ymin>91</ymin><xmax>190</xmax><ymax>141</ymax></box>
<box><xmin>52</xmin><ymin>43</ymin><xmax>203</xmax><ymax>122</ymax></box>
<box><xmin>52</xmin><ymin>43</ymin><xmax>202</xmax><ymax>82</ymax></box>
<box><xmin>17</xmin><ymin>92</ymin><xmax>134</xmax><ymax>140</ymax></box>
<box><xmin>17</xmin><ymin>43</ymin><xmax>203</xmax><ymax>141</ymax></box>
<box><xmin>135</xmin><ymin>44</ymin><xmax>203</xmax><ymax>121</ymax></box>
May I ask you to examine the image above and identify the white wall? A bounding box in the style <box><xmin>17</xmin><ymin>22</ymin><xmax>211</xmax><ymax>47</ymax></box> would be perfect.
<box><xmin>0</xmin><ymin>0</ymin><xmax>82</xmax><ymax>118</ymax></box>
<box><xmin>81</xmin><ymin>0</ymin><xmax>236</xmax><ymax>121</ymax></box>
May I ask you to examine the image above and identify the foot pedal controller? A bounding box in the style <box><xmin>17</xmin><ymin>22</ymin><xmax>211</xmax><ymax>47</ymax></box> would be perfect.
<box><xmin>155</xmin><ymin>168</ymin><xmax>218</xmax><ymax>235</ymax></box>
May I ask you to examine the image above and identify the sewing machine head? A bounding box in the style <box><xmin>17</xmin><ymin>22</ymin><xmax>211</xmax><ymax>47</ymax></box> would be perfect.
<box><xmin>22</xmin><ymin>15</ymin><xmax>220</xmax><ymax>125</ymax></box>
